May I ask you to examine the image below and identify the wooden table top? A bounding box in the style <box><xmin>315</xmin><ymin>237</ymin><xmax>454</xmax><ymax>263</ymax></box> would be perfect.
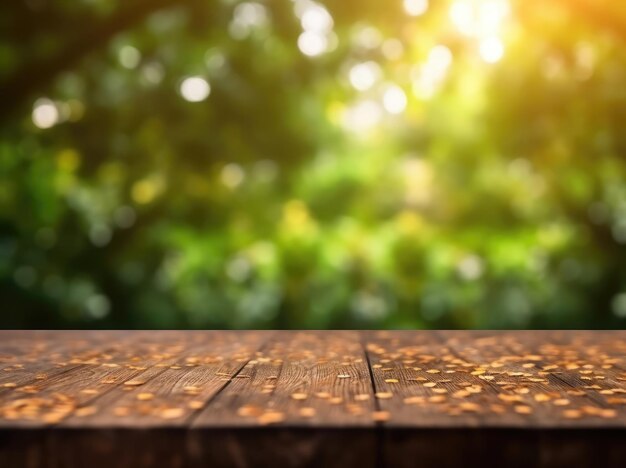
<box><xmin>1</xmin><ymin>330</ymin><xmax>625</xmax><ymax>467</ymax></box>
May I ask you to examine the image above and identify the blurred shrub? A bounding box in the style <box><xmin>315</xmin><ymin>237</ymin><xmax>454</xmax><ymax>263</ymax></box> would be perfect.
<box><xmin>1</xmin><ymin>0</ymin><xmax>626</xmax><ymax>329</ymax></box>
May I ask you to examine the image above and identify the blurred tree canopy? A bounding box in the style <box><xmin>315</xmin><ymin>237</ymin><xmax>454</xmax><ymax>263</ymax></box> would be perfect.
<box><xmin>1</xmin><ymin>0</ymin><xmax>626</xmax><ymax>329</ymax></box>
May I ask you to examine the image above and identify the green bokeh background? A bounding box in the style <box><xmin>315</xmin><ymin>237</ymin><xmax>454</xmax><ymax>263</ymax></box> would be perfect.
<box><xmin>1</xmin><ymin>0</ymin><xmax>626</xmax><ymax>329</ymax></box>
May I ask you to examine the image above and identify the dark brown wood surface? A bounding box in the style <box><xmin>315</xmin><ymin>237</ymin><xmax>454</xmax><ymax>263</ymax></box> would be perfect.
<box><xmin>0</xmin><ymin>331</ymin><xmax>625</xmax><ymax>467</ymax></box>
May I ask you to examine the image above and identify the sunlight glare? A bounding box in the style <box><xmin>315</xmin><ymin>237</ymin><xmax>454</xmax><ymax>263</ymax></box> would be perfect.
<box><xmin>479</xmin><ymin>36</ymin><xmax>504</xmax><ymax>63</ymax></box>
<box><xmin>383</xmin><ymin>85</ymin><xmax>408</xmax><ymax>114</ymax></box>
<box><xmin>179</xmin><ymin>77</ymin><xmax>211</xmax><ymax>102</ymax></box>
<box><xmin>32</xmin><ymin>98</ymin><xmax>59</xmax><ymax>129</ymax></box>
<box><xmin>296</xmin><ymin>1</ymin><xmax>334</xmax><ymax>57</ymax></box>
<box><xmin>403</xmin><ymin>0</ymin><xmax>429</xmax><ymax>17</ymax></box>
<box><xmin>349</xmin><ymin>61</ymin><xmax>381</xmax><ymax>91</ymax></box>
<box><xmin>343</xmin><ymin>100</ymin><xmax>382</xmax><ymax>133</ymax></box>
<box><xmin>301</xmin><ymin>3</ymin><xmax>333</xmax><ymax>33</ymax></box>
<box><xmin>450</xmin><ymin>0</ymin><xmax>509</xmax><ymax>38</ymax></box>
<box><xmin>298</xmin><ymin>31</ymin><xmax>329</xmax><ymax>56</ymax></box>
<box><xmin>230</xmin><ymin>2</ymin><xmax>269</xmax><ymax>39</ymax></box>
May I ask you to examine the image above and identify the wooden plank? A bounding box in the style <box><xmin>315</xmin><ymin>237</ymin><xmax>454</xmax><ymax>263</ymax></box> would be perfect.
<box><xmin>381</xmin><ymin>428</ymin><xmax>626</xmax><ymax>468</ymax></box>
<box><xmin>0</xmin><ymin>330</ymin><xmax>625</xmax><ymax>468</ymax></box>
<box><xmin>0</xmin><ymin>332</ymin><xmax>269</xmax><ymax>467</ymax></box>
<box><xmin>0</xmin><ymin>331</ymin><xmax>202</xmax><ymax>392</ymax></box>
<box><xmin>58</xmin><ymin>331</ymin><xmax>268</xmax><ymax>427</ymax></box>
<box><xmin>194</xmin><ymin>331</ymin><xmax>377</xmax><ymax>427</ymax></box>
<box><xmin>439</xmin><ymin>331</ymin><xmax>626</xmax><ymax>427</ymax></box>
<box><xmin>0</xmin><ymin>331</ymin><xmax>133</xmax><ymax>390</ymax></box>
<box><xmin>187</xmin><ymin>428</ymin><xmax>377</xmax><ymax>468</ymax></box>
<box><xmin>188</xmin><ymin>331</ymin><xmax>377</xmax><ymax>468</ymax></box>
<box><xmin>437</xmin><ymin>330</ymin><xmax>580</xmax><ymax>427</ymax></box>
<box><xmin>372</xmin><ymin>331</ymin><xmax>626</xmax><ymax>468</ymax></box>
<box><xmin>0</xmin><ymin>428</ymin><xmax>190</xmax><ymax>468</ymax></box>
<box><xmin>0</xmin><ymin>332</ymin><xmax>265</xmax><ymax>427</ymax></box>
<box><xmin>364</xmin><ymin>330</ymin><xmax>499</xmax><ymax>427</ymax></box>
<box><xmin>0</xmin><ymin>331</ymin><xmax>188</xmax><ymax>426</ymax></box>
<box><xmin>0</xmin><ymin>427</ymin><xmax>378</xmax><ymax>468</ymax></box>
<box><xmin>503</xmin><ymin>331</ymin><xmax>626</xmax><ymax>422</ymax></box>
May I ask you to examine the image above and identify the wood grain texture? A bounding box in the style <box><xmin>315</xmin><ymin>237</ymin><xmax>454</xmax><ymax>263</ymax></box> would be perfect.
<box><xmin>364</xmin><ymin>330</ymin><xmax>495</xmax><ymax>427</ymax></box>
<box><xmin>61</xmin><ymin>331</ymin><xmax>269</xmax><ymax>428</ymax></box>
<box><xmin>439</xmin><ymin>331</ymin><xmax>626</xmax><ymax>427</ymax></box>
<box><xmin>194</xmin><ymin>331</ymin><xmax>376</xmax><ymax>427</ymax></box>
<box><xmin>0</xmin><ymin>331</ymin><xmax>135</xmax><ymax>391</ymax></box>
<box><xmin>0</xmin><ymin>330</ymin><xmax>625</xmax><ymax>467</ymax></box>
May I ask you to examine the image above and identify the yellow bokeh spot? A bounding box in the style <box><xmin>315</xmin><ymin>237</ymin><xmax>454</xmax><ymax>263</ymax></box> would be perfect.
<box><xmin>283</xmin><ymin>200</ymin><xmax>310</xmax><ymax>225</ymax></box>
<box><xmin>56</xmin><ymin>149</ymin><xmax>81</xmax><ymax>172</ymax></box>
<box><xmin>131</xmin><ymin>176</ymin><xmax>163</xmax><ymax>204</ymax></box>
<box><xmin>395</xmin><ymin>211</ymin><xmax>424</xmax><ymax>235</ymax></box>
<box><xmin>281</xmin><ymin>199</ymin><xmax>317</xmax><ymax>235</ymax></box>
<box><xmin>403</xmin><ymin>158</ymin><xmax>433</xmax><ymax>206</ymax></box>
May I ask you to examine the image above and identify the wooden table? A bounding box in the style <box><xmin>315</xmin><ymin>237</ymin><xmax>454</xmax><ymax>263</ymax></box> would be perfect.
<box><xmin>0</xmin><ymin>331</ymin><xmax>625</xmax><ymax>467</ymax></box>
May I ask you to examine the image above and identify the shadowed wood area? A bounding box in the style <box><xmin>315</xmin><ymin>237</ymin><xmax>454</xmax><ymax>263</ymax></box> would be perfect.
<box><xmin>0</xmin><ymin>331</ymin><xmax>625</xmax><ymax>467</ymax></box>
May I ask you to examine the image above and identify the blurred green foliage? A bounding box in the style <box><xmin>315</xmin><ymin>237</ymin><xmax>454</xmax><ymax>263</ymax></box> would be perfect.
<box><xmin>1</xmin><ymin>0</ymin><xmax>626</xmax><ymax>329</ymax></box>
